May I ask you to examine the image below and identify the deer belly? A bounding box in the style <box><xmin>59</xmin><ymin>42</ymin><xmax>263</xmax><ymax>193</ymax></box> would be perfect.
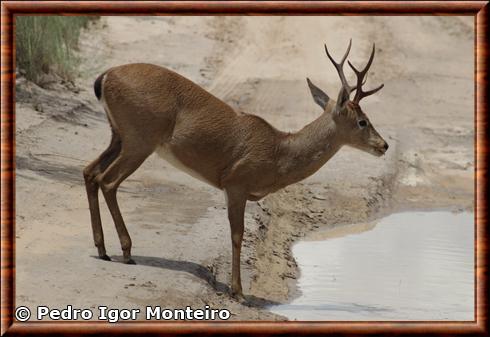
<box><xmin>156</xmin><ymin>145</ymin><xmax>219</xmax><ymax>188</ymax></box>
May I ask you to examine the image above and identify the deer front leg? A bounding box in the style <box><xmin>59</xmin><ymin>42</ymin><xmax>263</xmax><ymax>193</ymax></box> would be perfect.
<box><xmin>225</xmin><ymin>188</ymin><xmax>247</xmax><ymax>298</ymax></box>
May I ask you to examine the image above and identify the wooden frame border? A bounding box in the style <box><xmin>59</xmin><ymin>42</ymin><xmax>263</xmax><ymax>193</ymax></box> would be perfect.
<box><xmin>1</xmin><ymin>1</ymin><xmax>488</xmax><ymax>335</ymax></box>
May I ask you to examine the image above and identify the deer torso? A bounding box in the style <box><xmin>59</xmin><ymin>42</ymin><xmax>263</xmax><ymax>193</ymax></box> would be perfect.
<box><xmin>102</xmin><ymin>63</ymin><xmax>295</xmax><ymax>199</ymax></box>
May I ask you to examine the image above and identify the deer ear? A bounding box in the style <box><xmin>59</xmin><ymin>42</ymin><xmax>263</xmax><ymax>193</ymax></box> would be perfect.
<box><xmin>307</xmin><ymin>78</ymin><xmax>330</xmax><ymax>110</ymax></box>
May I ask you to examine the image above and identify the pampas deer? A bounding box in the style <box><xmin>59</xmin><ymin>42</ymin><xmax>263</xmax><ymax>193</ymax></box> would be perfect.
<box><xmin>84</xmin><ymin>40</ymin><xmax>388</xmax><ymax>297</ymax></box>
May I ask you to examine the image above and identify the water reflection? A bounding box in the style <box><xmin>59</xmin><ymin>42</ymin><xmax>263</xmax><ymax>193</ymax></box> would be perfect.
<box><xmin>270</xmin><ymin>211</ymin><xmax>474</xmax><ymax>321</ymax></box>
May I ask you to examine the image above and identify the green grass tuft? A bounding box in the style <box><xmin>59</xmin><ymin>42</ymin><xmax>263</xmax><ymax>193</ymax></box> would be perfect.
<box><xmin>16</xmin><ymin>16</ymin><xmax>94</xmax><ymax>83</ymax></box>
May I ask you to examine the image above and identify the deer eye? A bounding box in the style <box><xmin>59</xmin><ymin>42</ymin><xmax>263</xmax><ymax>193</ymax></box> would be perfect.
<box><xmin>358</xmin><ymin>120</ymin><xmax>368</xmax><ymax>128</ymax></box>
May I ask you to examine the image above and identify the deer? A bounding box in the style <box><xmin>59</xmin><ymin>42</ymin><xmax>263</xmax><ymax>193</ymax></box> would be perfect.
<box><xmin>83</xmin><ymin>40</ymin><xmax>388</xmax><ymax>298</ymax></box>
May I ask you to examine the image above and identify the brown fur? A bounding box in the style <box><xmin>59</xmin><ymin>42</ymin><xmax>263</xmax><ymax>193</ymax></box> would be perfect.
<box><xmin>84</xmin><ymin>56</ymin><xmax>388</xmax><ymax>297</ymax></box>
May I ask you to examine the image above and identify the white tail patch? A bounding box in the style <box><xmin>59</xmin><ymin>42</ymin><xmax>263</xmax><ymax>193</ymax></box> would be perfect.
<box><xmin>99</xmin><ymin>74</ymin><xmax>118</xmax><ymax>130</ymax></box>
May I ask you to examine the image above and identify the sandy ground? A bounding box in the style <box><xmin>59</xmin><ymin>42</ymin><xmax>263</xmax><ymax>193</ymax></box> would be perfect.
<box><xmin>15</xmin><ymin>16</ymin><xmax>473</xmax><ymax>321</ymax></box>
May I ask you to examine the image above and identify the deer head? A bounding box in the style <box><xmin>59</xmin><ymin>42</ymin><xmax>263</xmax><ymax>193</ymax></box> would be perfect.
<box><xmin>307</xmin><ymin>40</ymin><xmax>388</xmax><ymax>157</ymax></box>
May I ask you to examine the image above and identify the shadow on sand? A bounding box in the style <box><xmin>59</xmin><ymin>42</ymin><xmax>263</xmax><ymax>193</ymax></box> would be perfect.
<box><xmin>93</xmin><ymin>254</ymin><xmax>280</xmax><ymax>308</ymax></box>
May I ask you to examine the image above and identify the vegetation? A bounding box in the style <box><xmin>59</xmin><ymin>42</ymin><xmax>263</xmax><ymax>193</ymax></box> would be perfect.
<box><xmin>16</xmin><ymin>16</ymin><xmax>94</xmax><ymax>82</ymax></box>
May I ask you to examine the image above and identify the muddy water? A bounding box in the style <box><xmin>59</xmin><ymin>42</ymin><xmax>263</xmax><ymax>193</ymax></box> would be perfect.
<box><xmin>271</xmin><ymin>211</ymin><xmax>474</xmax><ymax>321</ymax></box>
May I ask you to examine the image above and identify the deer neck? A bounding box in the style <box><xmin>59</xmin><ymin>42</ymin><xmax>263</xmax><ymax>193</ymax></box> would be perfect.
<box><xmin>277</xmin><ymin>113</ymin><xmax>343</xmax><ymax>187</ymax></box>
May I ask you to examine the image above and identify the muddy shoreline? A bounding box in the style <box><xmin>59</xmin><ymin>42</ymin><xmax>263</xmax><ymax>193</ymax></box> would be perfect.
<box><xmin>15</xmin><ymin>16</ymin><xmax>473</xmax><ymax>321</ymax></box>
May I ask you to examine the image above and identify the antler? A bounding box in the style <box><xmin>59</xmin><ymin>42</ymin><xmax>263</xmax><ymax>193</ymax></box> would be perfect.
<box><xmin>348</xmin><ymin>43</ymin><xmax>384</xmax><ymax>104</ymax></box>
<box><xmin>324</xmin><ymin>39</ymin><xmax>356</xmax><ymax>101</ymax></box>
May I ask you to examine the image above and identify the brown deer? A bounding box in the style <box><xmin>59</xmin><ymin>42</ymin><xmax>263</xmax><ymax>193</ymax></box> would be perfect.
<box><xmin>83</xmin><ymin>40</ymin><xmax>388</xmax><ymax>298</ymax></box>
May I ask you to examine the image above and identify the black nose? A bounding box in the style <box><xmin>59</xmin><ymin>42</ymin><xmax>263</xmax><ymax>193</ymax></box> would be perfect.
<box><xmin>383</xmin><ymin>143</ymin><xmax>389</xmax><ymax>151</ymax></box>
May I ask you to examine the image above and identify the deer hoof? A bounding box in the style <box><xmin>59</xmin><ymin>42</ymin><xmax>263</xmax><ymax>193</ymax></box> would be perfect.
<box><xmin>100</xmin><ymin>254</ymin><xmax>111</xmax><ymax>261</ymax></box>
<box><xmin>125</xmin><ymin>258</ymin><xmax>136</xmax><ymax>265</ymax></box>
<box><xmin>231</xmin><ymin>289</ymin><xmax>244</xmax><ymax>301</ymax></box>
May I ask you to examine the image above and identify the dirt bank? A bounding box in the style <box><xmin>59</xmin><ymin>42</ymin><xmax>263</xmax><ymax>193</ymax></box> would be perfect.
<box><xmin>15</xmin><ymin>16</ymin><xmax>473</xmax><ymax>321</ymax></box>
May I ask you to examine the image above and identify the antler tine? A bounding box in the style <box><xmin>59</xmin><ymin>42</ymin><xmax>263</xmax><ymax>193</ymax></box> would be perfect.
<box><xmin>361</xmin><ymin>83</ymin><xmax>384</xmax><ymax>97</ymax></box>
<box><xmin>363</xmin><ymin>43</ymin><xmax>376</xmax><ymax>76</ymax></box>
<box><xmin>362</xmin><ymin>72</ymin><xmax>368</xmax><ymax>86</ymax></box>
<box><xmin>348</xmin><ymin>43</ymin><xmax>383</xmax><ymax>103</ymax></box>
<box><xmin>324</xmin><ymin>39</ymin><xmax>355</xmax><ymax>94</ymax></box>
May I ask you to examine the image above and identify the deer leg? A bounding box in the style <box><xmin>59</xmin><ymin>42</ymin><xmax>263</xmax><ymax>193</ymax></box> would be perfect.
<box><xmin>225</xmin><ymin>188</ymin><xmax>247</xmax><ymax>298</ymax></box>
<box><xmin>83</xmin><ymin>133</ymin><xmax>121</xmax><ymax>260</ymax></box>
<box><xmin>96</xmin><ymin>146</ymin><xmax>152</xmax><ymax>264</ymax></box>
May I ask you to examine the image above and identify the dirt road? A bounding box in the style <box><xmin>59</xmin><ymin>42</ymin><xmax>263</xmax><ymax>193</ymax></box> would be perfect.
<box><xmin>15</xmin><ymin>16</ymin><xmax>473</xmax><ymax>320</ymax></box>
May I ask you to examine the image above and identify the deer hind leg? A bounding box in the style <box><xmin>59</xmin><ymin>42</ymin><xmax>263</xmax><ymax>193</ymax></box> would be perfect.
<box><xmin>83</xmin><ymin>132</ymin><xmax>122</xmax><ymax>260</ymax></box>
<box><xmin>225</xmin><ymin>188</ymin><xmax>247</xmax><ymax>298</ymax></box>
<box><xmin>96</xmin><ymin>142</ymin><xmax>153</xmax><ymax>264</ymax></box>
